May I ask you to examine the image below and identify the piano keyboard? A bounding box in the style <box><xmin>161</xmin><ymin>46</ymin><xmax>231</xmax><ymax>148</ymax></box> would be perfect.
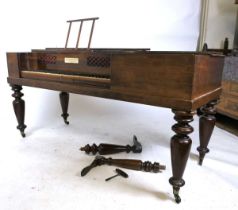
<box><xmin>21</xmin><ymin>71</ymin><xmax>111</xmax><ymax>88</ymax></box>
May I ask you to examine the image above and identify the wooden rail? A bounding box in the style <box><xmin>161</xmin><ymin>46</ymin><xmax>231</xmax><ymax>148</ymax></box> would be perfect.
<box><xmin>65</xmin><ymin>17</ymin><xmax>99</xmax><ymax>49</ymax></box>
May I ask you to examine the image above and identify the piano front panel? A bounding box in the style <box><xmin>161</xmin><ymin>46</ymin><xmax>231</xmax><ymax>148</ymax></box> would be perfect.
<box><xmin>17</xmin><ymin>52</ymin><xmax>204</xmax><ymax>100</ymax></box>
<box><xmin>110</xmin><ymin>53</ymin><xmax>195</xmax><ymax>100</ymax></box>
<box><xmin>7</xmin><ymin>50</ymin><xmax>224</xmax><ymax>109</ymax></box>
<box><xmin>18</xmin><ymin>52</ymin><xmax>111</xmax><ymax>88</ymax></box>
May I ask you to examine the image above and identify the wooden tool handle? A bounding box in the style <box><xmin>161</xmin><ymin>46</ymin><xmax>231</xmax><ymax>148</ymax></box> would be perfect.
<box><xmin>106</xmin><ymin>158</ymin><xmax>166</xmax><ymax>173</ymax></box>
<box><xmin>80</xmin><ymin>156</ymin><xmax>166</xmax><ymax>177</ymax></box>
<box><xmin>80</xmin><ymin>143</ymin><xmax>130</xmax><ymax>155</ymax></box>
<box><xmin>80</xmin><ymin>135</ymin><xmax>142</xmax><ymax>155</ymax></box>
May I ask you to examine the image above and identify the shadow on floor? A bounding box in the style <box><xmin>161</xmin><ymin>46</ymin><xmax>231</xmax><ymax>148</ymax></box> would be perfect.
<box><xmin>216</xmin><ymin>114</ymin><xmax>238</xmax><ymax>137</ymax></box>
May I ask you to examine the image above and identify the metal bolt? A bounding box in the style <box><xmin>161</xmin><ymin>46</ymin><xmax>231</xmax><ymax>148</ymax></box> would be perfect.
<box><xmin>105</xmin><ymin>168</ymin><xmax>128</xmax><ymax>181</ymax></box>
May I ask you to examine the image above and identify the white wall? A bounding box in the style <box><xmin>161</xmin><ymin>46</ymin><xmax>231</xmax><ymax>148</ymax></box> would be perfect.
<box><xmin>205</xmin><ymin>0</ymin><xmax>237</xmax><ymax>48</ymax></box>
<box><xmin>0</xmin><ymin>0</ymin><xmax>201</xmax><ymax>52</ymax></box>
<box><xmin>0</xmin><ymin>0</ymin><xmax>201</xmax><ymax>135</ymax></box>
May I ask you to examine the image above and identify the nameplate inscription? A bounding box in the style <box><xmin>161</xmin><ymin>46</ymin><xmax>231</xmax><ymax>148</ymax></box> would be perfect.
<box><xmin>64</xmin><ymin>57</ymin><xmax>79</xmax><ymax>64</ymax></box>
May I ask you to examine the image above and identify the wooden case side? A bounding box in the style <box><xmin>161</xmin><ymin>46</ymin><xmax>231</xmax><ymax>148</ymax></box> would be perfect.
<box><xmin>110</xmin><ymin>53</ymin><xmax>195</xmax><ymax>101</ymax></box>
<box><xmin>6</xmin><ymin>53</ymin><xmax>21</xmax><ymax>79</ymax></box>
<box><xmin>191</xmin><ymin>55</ymin><xmax>224</xmax><ymax>109</ymax></box>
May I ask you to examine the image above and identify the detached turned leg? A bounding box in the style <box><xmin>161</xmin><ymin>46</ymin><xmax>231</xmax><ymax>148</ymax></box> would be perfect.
<box><xmin>11</xmin><ymin>85</ymin><xmax>27</xmax><ymax>137</ymax></box>
<box><xmin>169</xmin><ymin>110</ymin><xmax>195</xmax><ymax>203</ymax></box>
<box><xmin>59</xmin><ymin>92</ymin><xmax>69</xmax><ymax>124</ymax></box>
<box><xmin>197</xmin><ymin>100</ymin><xmax>218</xmax><ymax>165</ymax></box>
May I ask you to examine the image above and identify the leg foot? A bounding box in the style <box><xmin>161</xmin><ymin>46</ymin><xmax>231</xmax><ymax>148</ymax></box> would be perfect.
<box><xmin>18</xmin><ymin>127</ymin><xmax>26</xmax><ymax>137</ymax></box>
<box><xmin>173</xmin><ymin>186</ymin><xmax>181</xmax><ymax>204</ymax></box>
<box><xmin>59</xmin><ymin>92</ymin><xmax>69</xmax><ymax>124</ymax></box>
<box><xmin>169</xmin><ymin>110</ymin><xmax>195</xmax><ymax>203</ymax></box>
<box><xmin>197</xmin><ymin>100</ymin><xmax>218</xmax><ymax>165</ymax></box>
<box><xmin>11</xmin><ymin>85</ymin><xmax>27</xmax><ymax>137</ymax></box>
<box><xmin>169</xmin><ymin>178</ymin><xmax>184</xmax><ymax>203</ymax></box>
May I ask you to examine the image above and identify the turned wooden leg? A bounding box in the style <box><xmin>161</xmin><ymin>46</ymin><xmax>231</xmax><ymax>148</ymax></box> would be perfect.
<box><xmin>197</xmin><ymin>100</ymin><xmax>217</xmax><ymax>165</ymax></box>
<box><xmin>11</xmin><ymin>85</ymin><xmax>27</xmax><ymax>137</ymax></box>
<box><xmin>169</xmin><ymin>110</ymin><xmax>195</xmax><ymax>203</ymax></box>
<box><xmin>59</xmin><ymin>92</ymin><xmax>69</xmax><ymax>124</ymax></box>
